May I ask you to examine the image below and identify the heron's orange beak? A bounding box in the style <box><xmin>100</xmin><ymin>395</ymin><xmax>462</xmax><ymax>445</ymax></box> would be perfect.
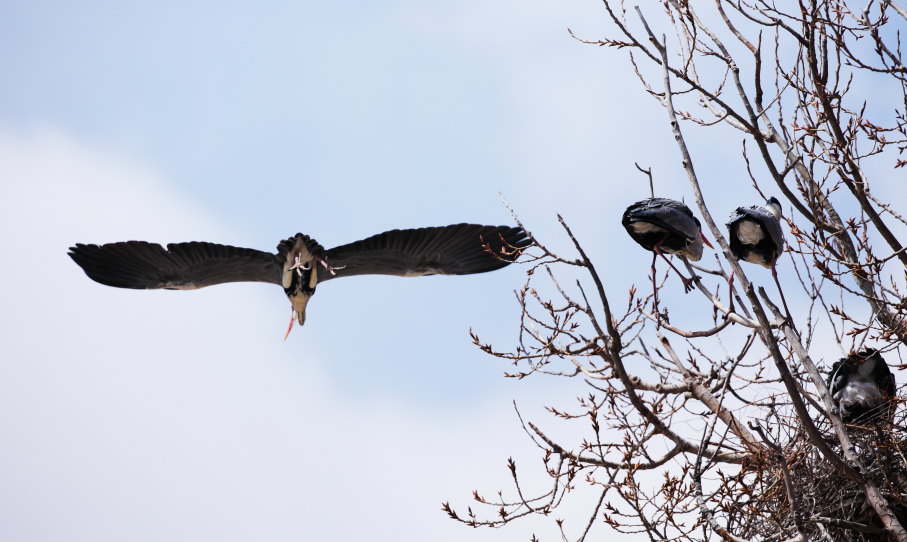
<box><xmin>284</xmin><ymin>311</ymin><xmax>295</xmax><ymax>341</ymax></box>
<box><xmin>701</xmin><ymin>233</ymin><xmax>715</xmax><ymax>249</ymax></box>
<box><xmin>283</xmin><ymin>294</ymin><xmax>310</xmax><ymax>340</ymax></box>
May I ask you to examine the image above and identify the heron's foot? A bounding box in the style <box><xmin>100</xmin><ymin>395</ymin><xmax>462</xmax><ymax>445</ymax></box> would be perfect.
<box><xmin>680</xmin><ymin>275</ymin><xmax>698</xmax><ymax>294</ymax></box>
<box><xmin>290</xmin><ymin>254</ymin><xmax>312</xmax><ymax>277</ymax></box>
<box><xmin>317</xmin><ymin>257</ymin><xmax>346</xmax><ymax>276</ymax></box>
<box><xmin>657</xmin><ymin>307</ymin><xmax>670</xmax><ymax>324</ymax></box>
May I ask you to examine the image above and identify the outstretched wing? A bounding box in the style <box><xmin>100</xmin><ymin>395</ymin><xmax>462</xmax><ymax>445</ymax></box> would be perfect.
<box><xmin>318</xmin><ymin>224</ymin><xmax>529</xmax><ymax>283</ymax></box>
<box><xmin>68</xmin><ymin>241</ymin><xmax>283</xmax><ymax>290</ymax></box>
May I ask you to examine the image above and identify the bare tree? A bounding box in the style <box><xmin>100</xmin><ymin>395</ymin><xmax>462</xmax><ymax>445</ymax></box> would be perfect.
<box><xmin>444</xmin><ymin>2</ymin><xmax>907</xmax><ymax>541</ymax></box>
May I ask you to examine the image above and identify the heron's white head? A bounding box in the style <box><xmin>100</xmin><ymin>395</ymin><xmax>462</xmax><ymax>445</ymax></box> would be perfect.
<box><xmin>765</xmin><ymin>197</ymin><xmax>782</xmax><ymax>220</ymax></box>
<box><xmin>283</xmin><ymin>291</ymin><xmax>313</xmax><ymax>340</ymax></box>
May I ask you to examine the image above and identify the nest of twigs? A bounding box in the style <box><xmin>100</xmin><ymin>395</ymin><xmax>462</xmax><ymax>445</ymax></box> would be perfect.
<box><xmin>725</xmin><ymin>407</ymin><xmax>907</xmax><ymax>541</ymax></box>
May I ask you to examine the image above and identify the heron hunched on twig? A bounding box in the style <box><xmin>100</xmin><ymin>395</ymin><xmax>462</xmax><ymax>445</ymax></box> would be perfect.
<box><xmin>622</xmin><ymin>197</ymin><xmax>713</xmax><ymax>294</ymax></box>
<box><xmin>726</xmin><ymin>197</ymin><xmax>790</xmax><ymax>319</ymax></box>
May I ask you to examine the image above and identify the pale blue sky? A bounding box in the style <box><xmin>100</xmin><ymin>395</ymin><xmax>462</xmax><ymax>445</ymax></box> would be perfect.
<box><xmin>1</xmin><ymin>0</ymin><xmax>678</xmax><ymax>403</ymax></box>
<box><xmin>2</xmin><ymin>2</ymin><xmax>901</xmax><ymax>541</ymax></box>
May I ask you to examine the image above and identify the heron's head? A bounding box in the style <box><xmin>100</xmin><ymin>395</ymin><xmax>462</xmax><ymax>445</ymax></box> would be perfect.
<box><xmin>765</xmin><ymin>197</ymin><xmax>782</xmax><ymax>219</ymax></box>
<box><xmin>282</xmin><ymin>268</ymin><xmax>317</xmax><ymax>339</ymax></box>
<box><xmin>291</xmin><ymin>291</ymin><xmax>313</xmax><ymax>323</ymax></box>
<box><xmin>686</xmin><ymin>216</ymin><xmax>713</xmax><ymax>261</ymax></box>
<box><xmin>685</xmin><ymin>237</ymin><xmax>705</xmax><ymax>261</ymax></box>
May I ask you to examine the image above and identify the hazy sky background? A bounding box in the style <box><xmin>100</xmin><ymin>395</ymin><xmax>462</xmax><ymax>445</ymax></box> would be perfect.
<box><xmin>1</xmin><ymin>2</ymin><xmax>902</xmax><ymax>541</ymax></box>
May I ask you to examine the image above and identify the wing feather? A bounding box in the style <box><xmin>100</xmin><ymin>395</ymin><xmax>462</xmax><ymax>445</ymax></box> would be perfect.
<box><xmin>68</xmin><ymin>241</ymin><xmax>282</xmax><ymax>290</ymax></box>
<box><xmin>319</xmin><ymin>224</ymin><xmax>529</xmax><ymax>283</ymax></box>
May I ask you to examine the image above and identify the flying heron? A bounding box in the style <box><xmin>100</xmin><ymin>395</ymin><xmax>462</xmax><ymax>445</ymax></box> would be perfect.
<box><xmin>69</xmin><ymin>223</ymin><xmax>530</xmax><ymax>338</ymax></box>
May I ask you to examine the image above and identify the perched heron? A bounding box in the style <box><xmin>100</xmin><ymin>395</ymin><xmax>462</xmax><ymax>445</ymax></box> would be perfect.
<box><xmin>827</xmin><ymin>349</ymin><xmax>897</xmax><ymax>424</ymax></box>
<box><xmin>726</xmin><ymin>197</ymin><xmax>790</xmax><ymax>318</ymax></box>
<box><xmin>69</xmin><ymin>223</ymin><xmax>530</xmax><ymax>338</ymax></box>
<box><xmin>622</xmin><ymin>197</ymin><xmax>713</xmax><ymax>293</ymax></box>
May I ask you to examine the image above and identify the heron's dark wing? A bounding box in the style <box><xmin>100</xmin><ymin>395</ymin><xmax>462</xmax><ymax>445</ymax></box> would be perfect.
<box><xmin>726</xmin><ymin>208</ymin><xmax>749</xmax><ymax>229</ymax></box>
<box><xmin>68</xmin><ymin>241</ymin><xmax>283</xmax><ymax>290</ymax></box>
<box><xmin>318</xmin><ymin>224</ymin><xmax>529</xmax><ymax>283</ymax></box>
<box><xmin>867</xmin><ymin>351</ymin><xmax>897</xmax><ymax>398</ymax></box>
<box><xmin>827</xmin><ymin>360</ymin><xmax>848</xmax><ymax>396</ymax></box>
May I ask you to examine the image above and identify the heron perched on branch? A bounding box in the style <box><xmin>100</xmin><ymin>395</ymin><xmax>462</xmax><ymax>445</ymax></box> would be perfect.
<box><xmin>726</xmin><ymin>197</ymin><xmax>790</xmax><ymax>319</ymax></box>
<box><xmin>69</xmin><ymin>223</ymin><xmax>530</xmax><ymax>338</ymax></box>
<box><xmin>622</xmin><ymin>197</ymin><xmax>713</xmax><ymax>294</ymax></box>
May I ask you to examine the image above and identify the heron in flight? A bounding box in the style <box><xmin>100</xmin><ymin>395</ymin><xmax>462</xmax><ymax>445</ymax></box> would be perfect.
<box><xmin>69</xmin><ymin>223</ymin><xmax>529</xmax><ymax>338</ymax></box>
